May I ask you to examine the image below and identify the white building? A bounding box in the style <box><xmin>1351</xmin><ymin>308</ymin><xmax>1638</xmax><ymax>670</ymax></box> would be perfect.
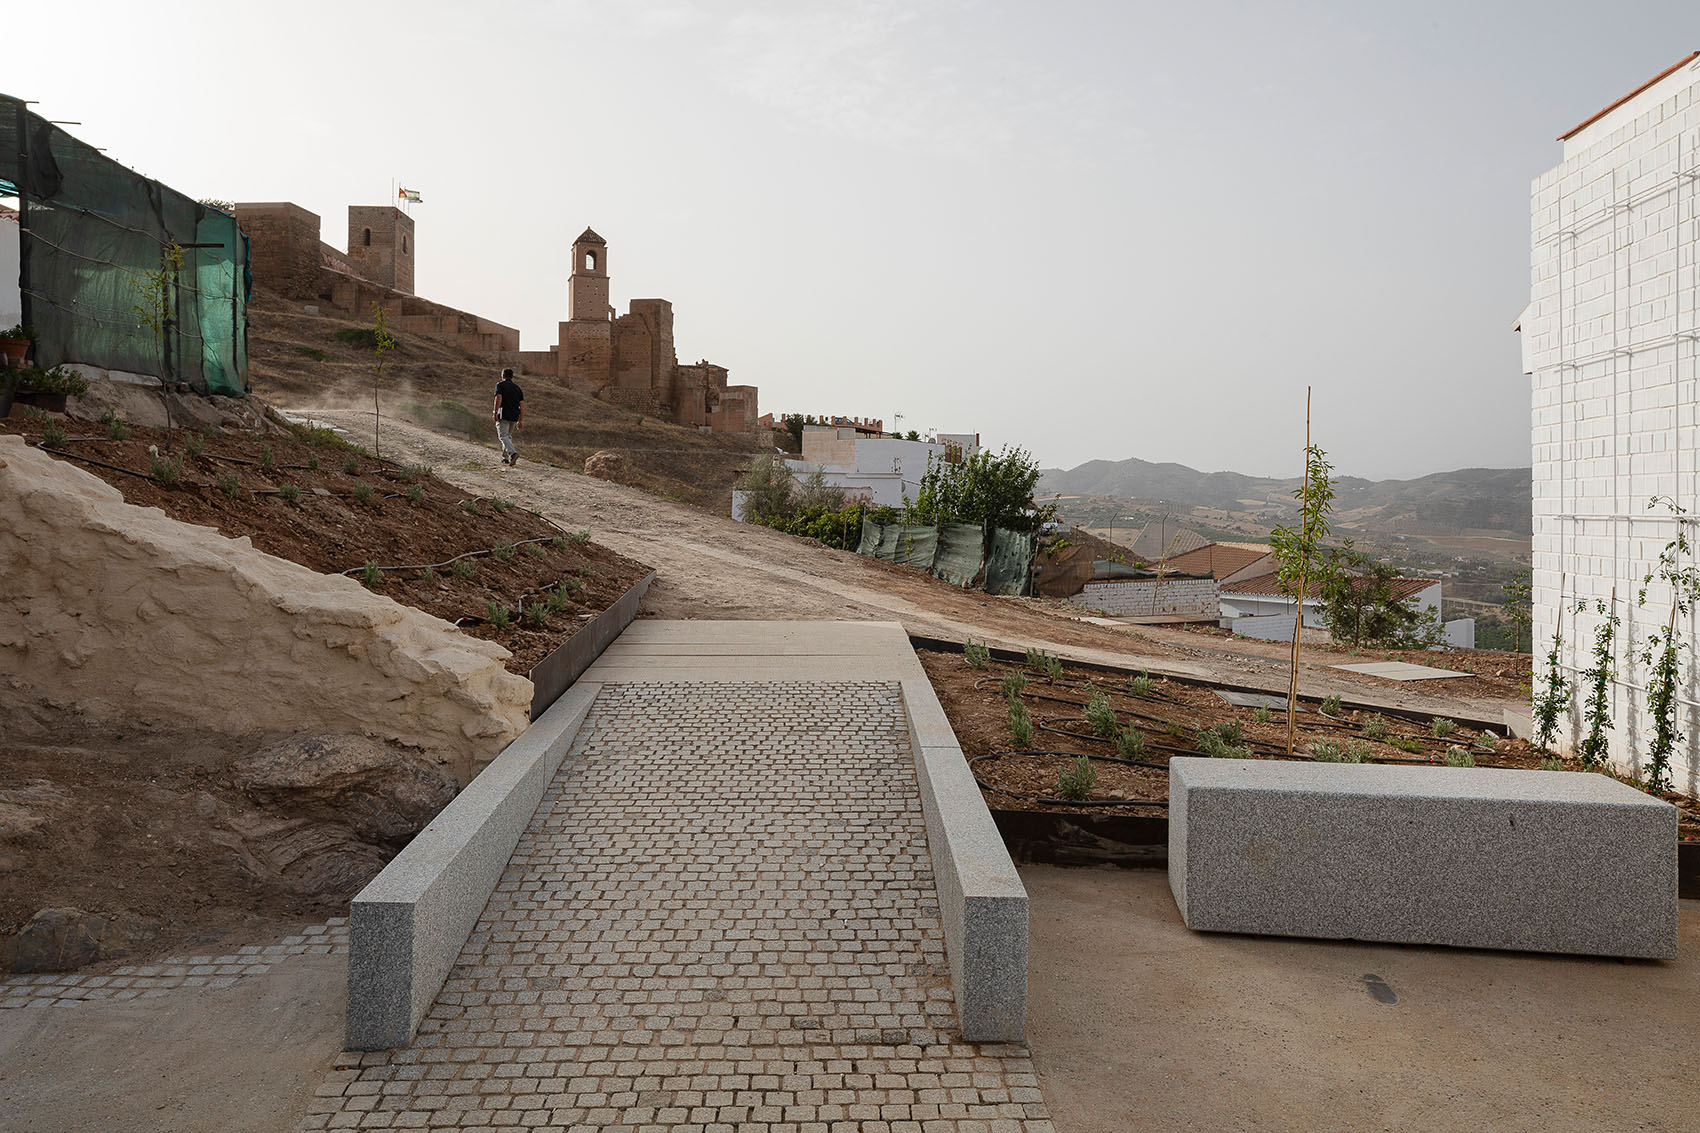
<box><xmin>1522</xmin><ymin>52</ymin><xmax>1700</xmax><ymax>792</ymax></box>
<box><xmin>783</xmin><ymin>426</ymin><xmax>980</xmax><ymax>509</ymax></box>
<box><xmin>1217</xmin><ymin>572</ymin><xmax>1471</xmax><ymax>646</ymax></box>
<box><xmin>0</xmin><ymin>204</ymin><xmax>20</xmax><ymax>329</ymax></box>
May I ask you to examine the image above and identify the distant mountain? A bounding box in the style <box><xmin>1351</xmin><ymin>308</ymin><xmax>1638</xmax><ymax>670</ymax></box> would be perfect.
<box><xmin>1039</xmin><ymin>459</ymin><xmax>1531</xmax><ymax>537</ymax></box>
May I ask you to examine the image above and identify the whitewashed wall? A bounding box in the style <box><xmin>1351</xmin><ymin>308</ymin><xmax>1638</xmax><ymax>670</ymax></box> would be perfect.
<box><xmin>1526</xmin><ymin>56</ymin><xmax>1700</xmax><ymax>795</ymax></box>
<box><xmin>0</xmin><ymin>213</ymin><xmax>20</xmax><ymax>330</ymax></box>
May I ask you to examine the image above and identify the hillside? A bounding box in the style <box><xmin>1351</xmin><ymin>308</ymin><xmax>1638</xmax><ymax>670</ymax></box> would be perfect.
<box><xmin>246</xmin><ymin>291</ymin><xmax>768</xmax><ymax>510</ymax></box>
<box><xmin>1039</xmin><ymin>458</ymin><xmax>1531</xmax><ymax>538</ymax></box>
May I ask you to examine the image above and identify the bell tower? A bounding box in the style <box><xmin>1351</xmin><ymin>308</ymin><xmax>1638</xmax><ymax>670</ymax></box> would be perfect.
<box><xmin>568</xmin><ymin>228</ymin><xmax>611</xmax><ymax>321</ymax></box>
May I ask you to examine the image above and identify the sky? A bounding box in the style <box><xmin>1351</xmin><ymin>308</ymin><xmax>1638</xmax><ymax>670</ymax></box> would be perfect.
<box><xmin>9</xmin><ymin>1</ymin><xmax>1700</xmax><ymax>479</ymax></box>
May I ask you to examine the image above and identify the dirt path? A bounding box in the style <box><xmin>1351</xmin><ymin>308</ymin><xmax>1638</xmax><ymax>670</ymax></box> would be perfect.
<box><xmin>291</xmin><ymin>407</ymin><xmax>1525</xmax><ymax>725</ymax></box>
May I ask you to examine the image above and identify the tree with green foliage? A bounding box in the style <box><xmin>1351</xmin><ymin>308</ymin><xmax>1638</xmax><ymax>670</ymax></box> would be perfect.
<box><xmin>911</xmin><ymin>444</ymin><xmax>1052</xmax><ymax>533</ymax></box>
<box><xmin>369</xmin><ymin>304</ymin><xmax>396</xmax><ymax>458</ymax></box>
<box><xmin>734</xmin><ymin>455</ymin><xmax>799</xmax><ymax>522</ymax></box>
<box><xmin>132</xmin><ymin>240</ymin><xmax>185</xmax><ymax>437</ymax></box>
<box><xmin>1502</xmin><ymin>570</ymin><xmax>1532</xmax><ymax>653</ymax></box>
<box><xmin>1318</xmin><ymin>542</ymin><xmax>1444</xmax><ymax>649</ymax></box>
<box><xmin>1269</xmin><ymin>438</ymin><xmax>1335</xmax><ymax>752</ymax></box>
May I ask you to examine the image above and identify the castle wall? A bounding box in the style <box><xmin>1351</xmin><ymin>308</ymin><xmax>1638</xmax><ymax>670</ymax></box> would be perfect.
<box><xmin>562</xmin><ymin>320</ymin><xmax>612</xmax><ymax>390</ymax></box>
<box><xmin>612</xmin><ymin>313</ymin><xmax>654</xmax><ymax>390</ymax></box>
<box><xmin>233</xmin><ymin>203</ymin><xmax>322</xmax><ymax>300</ymax></box>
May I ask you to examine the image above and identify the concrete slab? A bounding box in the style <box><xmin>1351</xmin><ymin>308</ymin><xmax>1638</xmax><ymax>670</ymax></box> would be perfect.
<box><xmin>583</xmin><ymin>619</ymin><xmax>926</xmax><ymax>682</ymax></box>
<box><xmin>1332</xmin><ymin>660</ymin><xmax>1469</xmax><ymax>680</ymax></box>
<box><xmin>1214</xmin><ymin>689</ymin><xmax>1302</xmax><ymax>711</ymax></box>
<box><xmin>1169</xmin><ymin>757</ymin><xmax>1678</xmax><ymax>958</ymax></box>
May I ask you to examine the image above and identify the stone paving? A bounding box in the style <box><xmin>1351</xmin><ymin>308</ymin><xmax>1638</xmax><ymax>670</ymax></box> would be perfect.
<box><xmin>299</xmin><ymin>680</ymin><xmax>1052</xmax><ymax>1131</ymax></box>
<box><xmin>0</xmin><ymin>918</ymin><xmax>348</xmax><ymax>1009</ymax></box>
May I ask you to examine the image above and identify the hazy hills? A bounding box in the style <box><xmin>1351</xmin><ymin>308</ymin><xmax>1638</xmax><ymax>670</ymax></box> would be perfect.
<box><xmin>1039</xmin><ymin>459</ymin><xmax>1531</xmax><ymax>538</ymax></box>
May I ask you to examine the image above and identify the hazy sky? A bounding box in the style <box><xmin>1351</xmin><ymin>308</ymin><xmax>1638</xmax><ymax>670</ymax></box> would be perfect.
<box><xmin>10</xmin><ymin>2</ymin><xmax>1699</xmax><ymax>479</ymax></box>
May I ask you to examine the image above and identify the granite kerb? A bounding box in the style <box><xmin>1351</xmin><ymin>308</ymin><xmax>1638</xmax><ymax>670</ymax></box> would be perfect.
<box><xmin>898</xmin><ymin>677</ymin><xmax>1028</xmax><ymax>1043</ymax></box>
<box><xmin>346</xmin><ymin>681</ymin><xmax>601</xmax><ymax>1050</ymax></box>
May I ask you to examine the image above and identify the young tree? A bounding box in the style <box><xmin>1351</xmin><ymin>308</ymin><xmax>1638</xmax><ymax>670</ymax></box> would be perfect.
<box><xmin>1268</xmin><ymin>432</ymin><xmax>1335</xmax><ymax>753</ymax></box>
<box><xmin>133</xmin><ymin>240</ymin><xmax>185</xmax><ymax>438</ymax></box>
<box><xmin>1502</xmin><ymin>570</ymin><xmax>1532</xmax><ymax>653</ymax></box>
<box><xmin>369</xmin><ymin>304</ymin><xmax>396</xmax><ymax>458</ymax></box>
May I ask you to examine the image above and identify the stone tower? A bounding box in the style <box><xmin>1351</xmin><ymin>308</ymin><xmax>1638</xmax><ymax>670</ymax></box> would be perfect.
<box><xmin>346</xmin><ymin>206</ymin><xmax>415</xmax><ymax>294</ymax></box>
<box><xmin>568</xmin><ymin>228</ymin><xmax>611</xmax><ymax>321</ymax></box>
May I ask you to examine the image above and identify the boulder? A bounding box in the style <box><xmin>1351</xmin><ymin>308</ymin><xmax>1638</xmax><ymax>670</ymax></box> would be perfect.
<box><xmin>3</xmin><ymin>907</ymin><xmax>161</xmax><ymax>973</ymax></box>
<box><xmin>584</xmin><ymin>450</ymin><xmax>627</xmax><ymax>482</ymax></box>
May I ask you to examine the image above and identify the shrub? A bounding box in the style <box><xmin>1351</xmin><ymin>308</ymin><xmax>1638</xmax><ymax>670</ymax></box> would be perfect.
<box><xmin>486</xmin><ymin>601</ymin><xmax>511</xmax><ymax>629</ymax></box>
<box><xmin>490</xmin><ymin>497</ymin><xmax>513</xmax><ymax>513</ymax></box>
<box><xmin>1127</xmin><ymin>672</ymin><xmax>1155</xmax><ymax>698</ymax></box>
<box><xmin>570</xmin><ymin>529</ymin><xmax>591</xmax><ymax>547</ymax></box>
<box><xmin>1084</xmin><ymin>693</ymin><xmax>1117</xmax><ymax>738</ymax></box>
<box><xmin>1473</xmin><ymin>731</ymin><xmax>1500</xmax><ymax>753</ymax></box>
<box><xmin>451</xmin><ymin>558</ymin><xmax>475</xmax><ymax>579</ymax></box>
<box><xmin>1045</xmin><ymin>655</ymin><xmax>1063</xmax><ymax>680</ymax></box>
<box><xmin>1001</xmin><ymin>671</ymin><xmax>1028</xmax><ymax>701</ymax></box>
<box><xmin>1320</xmin><ymin>694</ymin><xmax>1343</xmax><ymax>716</ymax></box>
<box><xmin>1114</xmin><ymin>723</ymin><xmax>1147</xmax><ymax>758</ymax></box>
<box><xmin>403</xmin><ymin>463</ymin><xmax>433</xmax><ymax>483</ymax></box>
<box><xmin>278</xmin><ymin>483</ymin><xmax>301</xmax><ymax>504</ymax></box>
<box><xmin>305</xmin><ymin>450</ymin><xmax>320</xmax><ymax>472</ymax></box>
<box><xmin>1431</xmin><ymin>717</ymin><xmax>1456</xmax><ymax>740</ymax></box>
<box><xmin>1024</xmin><ymin>647</ymin><xmax>1051</xmax><ymax>673</ymax></box>
<box><xmin>1196</xmin><ymin>723</ymin><xmax>1250</xmax><ymax>759</ymax></box>
<box><xmin>523</xmin><ymin>601</ymin><xmax>549</xmax><ymax>628</ymax></box>
<box><xmin>407</xmin><ymin>483</ymin><xmax>424</xmax><ymax>504</ymax></box>
<box><xmin>734</xmin><ymin>455</ymin><xmax>799</xmax><ymax>523</ymax></box>
<box><xmin>353</xmin><ymin>482</ymin><xmax>375</xmax><ymax>505</ymax></box>
<box><xmin>1443</xmin><ymin>746</ymin><xmax>1475</xmax><ymax>768</ymax></box>
<box><xmin>183</xmin><ymin>432</ymin><xmax>204</xmax><ymax>459</ymax></box>
<box><xmin>545</xmin><ymin>584</ymin><xmax>572</xmax><ymax>614</ymax></box>
<box><xmin>360</xmin><ymin>561</ymin><xmax>382</xmax><ymax>590</ymax></box>
<box><xmin>1252</xmin><ymin>705</ymin><xmax>1271</xmax><ymax>725</ymax></box>
<box><xmin>1363</xmin><ymin>714</ymin><xmax>1390</xmax><ymax>741</ymax></box>
<box><xmin>492</xmin><ymin>541</ymin><xmax>515</xmax><ymax>562</ymax></box>
<box><xmin>217</xmin><ymin>472</ymin><xmax>241</xmax><ymax>499</ymax></box>
<box><xmin>525</xmin><ymin>541</ymin><xmax>547</xmax><ymax>558</ymax></box>
<box><xmin>1388</xmin><ymin>736</ymin><xmax>1424</xmax><ymax>754</ymax></box>
<box><xmin>1343</xmin><ymin>739</ymin><xmax>1374</xmax><ymax>763</ymax></box>
<box><xmin>335</xmin><ymin>326</ymin><xmax>395</xmax><ymax>350</ymax></box>
<box><xmin>1309</xmin><ymin>740</ymin><xmax>1343</xmax><ymax>762</ymax></box>
<box><xmin>1056</xmin><ymin>756</ymin><xmax>1096</xmax><ymax>801</ymax></box>
<box><xmin>757</xmin><ymin>501</ymin><xmax>866</xmax><ymax>550</ymax></box>
<box><xmin>1008</xmin><ymin>699</ymin><xmax>1033</xmax><ymax>749</ymax></box>
<box><xmin>106</xmin><ymin>416</ymin><xmax>131</xmax><ymax>441</ymax></box>
<box><xmin>259</xmin><ymin>445</ymin><xmax>275</xmax><ymax>470</ymax></box>
<box><xmin>294</xmin><ymin>345</ymin><xmax>328</xmax><ymax>362</ymax></box>
<box><xmin>1216</xmin><ymin>719</ymin><xmax>1244</xmax><ymax>744</ymax></box>
<box><xmin>343</xmin><ymin>456</ymin><xmax>362</xmax><ymax>476</ymax></box>
<box><xmin>1539</xmin><ymin>756</ymin><xmax>1565</xmax><ymax>771</ymax></box>
<box><xmin>460</xmin><ymin>499</ymin><xmax>480</xmax><ymax>514</ymax></box>
<box><xmin>964</xmin><ymin>639</ymin><xmax>991</xmax><ymax>670</ymax></box>
<box><xmin>149</xmin><ymin>454</ymin><xmax>182</xmax><ymax>484</ymax></box>
<box><xmin>420</xmin><ymin>565</ymin><xmax>437</xmax><ymax>585</ymax></box>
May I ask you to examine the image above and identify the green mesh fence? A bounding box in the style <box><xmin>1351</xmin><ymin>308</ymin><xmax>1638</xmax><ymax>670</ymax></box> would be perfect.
<box><xmin>1</xmin><ymin>94</ymin><xmax>247</xmax><ymax>395</ymax></box>
<box><xmin>856</xmin><ymin>519</ymin><xmax>1028</xmax><ymax>594</ymax></box>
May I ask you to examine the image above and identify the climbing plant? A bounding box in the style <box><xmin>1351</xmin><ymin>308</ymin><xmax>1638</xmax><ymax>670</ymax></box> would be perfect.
<box><xmin>1576</xmin><ymin>593</ymin><xmax>1620</xmax><ymax>770</ymax></box>
<box><xmin>1633</xmin><ymin>495</ymin><xmax>1700</xmax><ymax>793</ymax></box>
<box><xmin>1531</xmin><ymin>611</ymin><xmax>1570</xmax><ymax>753</ymax></box>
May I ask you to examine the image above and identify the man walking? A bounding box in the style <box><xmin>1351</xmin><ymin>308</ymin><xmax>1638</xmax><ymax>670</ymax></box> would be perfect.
<box><xmin>492</xmin><ymin>367</ymin><xmax>524</xmax><ymax>466</ymax></box>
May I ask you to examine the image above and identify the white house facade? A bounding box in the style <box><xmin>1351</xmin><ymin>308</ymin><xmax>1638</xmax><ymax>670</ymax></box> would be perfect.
<box><xmin>782</xmin><ymin>427</ymin><xmax>980</xmax><ymax>509</ymax></box>
<box><xmin>1524</xmin><ymin>52</ymin><xmax>1700</xmax><ymax>793</ymax></box>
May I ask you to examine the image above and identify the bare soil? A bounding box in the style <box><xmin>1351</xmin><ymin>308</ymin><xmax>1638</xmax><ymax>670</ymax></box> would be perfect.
<box><xmin>0</xmin><ymin>412</ymin><xmax>651</xmax><ymax>674</ymax></box>
<box><xmin>919</xmin><ymin>650</ymin><xmax>1700</xmax><ymax>837</ymax></box>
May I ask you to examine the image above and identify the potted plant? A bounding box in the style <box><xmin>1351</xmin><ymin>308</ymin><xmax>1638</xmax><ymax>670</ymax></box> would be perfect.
<box><xmin>13</xmin><ymin>365</ymin><xmax>90</xmax><ymax>413</ymax></box>
<box><xmin>0</xmin><ymin>323</ymin><xmax>35</xmax><ymax>370</ymax></box>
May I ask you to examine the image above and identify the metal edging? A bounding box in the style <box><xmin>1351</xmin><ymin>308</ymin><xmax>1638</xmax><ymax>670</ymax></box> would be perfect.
<box><xmin>527</xmin><ymin>570</ymin><xmax>654</xmax><ymax>718</ymax></box>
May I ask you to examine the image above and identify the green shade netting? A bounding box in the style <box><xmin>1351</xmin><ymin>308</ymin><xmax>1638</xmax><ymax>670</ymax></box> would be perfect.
<box><xmin>0</xmin><ymin>94</ymin><xmax>246</xmax><ymax>394</ymax></box>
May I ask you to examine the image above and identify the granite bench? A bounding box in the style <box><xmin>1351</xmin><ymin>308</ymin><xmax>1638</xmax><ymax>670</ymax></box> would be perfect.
<box><xmin>1168</xmin><ymin>756</ymin><xmax>1678</xmax><ymax>959</ymax></box>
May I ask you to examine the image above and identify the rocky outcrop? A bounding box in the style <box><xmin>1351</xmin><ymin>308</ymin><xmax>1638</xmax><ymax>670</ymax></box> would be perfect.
<box><xmin>2</xmin><ymin>907</ymin><xmax>161</xmax><ymax>973</ymax></box>
<box><xmin>0</xmin><ymin>435</ymin><xmax>531</xmax><ymax>782</ymax></box>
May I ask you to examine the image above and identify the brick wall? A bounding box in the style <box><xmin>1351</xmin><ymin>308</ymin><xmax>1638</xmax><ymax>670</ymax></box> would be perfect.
<box><xmin>1526</xmin><ymin>58</ymin><xmax>1700</xmax><ymax>793</ymax></box>
<box><xmin>234</xmin><ymin>203</ymin><xmax>322</xmax><ymax>299</ymax></box>
<box><xmin>1072</xmin><ymin>578</ymin><xmax>1219</xmax><ymax>618</ymax></box>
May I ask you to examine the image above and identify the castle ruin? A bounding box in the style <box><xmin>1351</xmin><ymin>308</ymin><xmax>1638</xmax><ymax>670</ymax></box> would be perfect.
<box><xmin>503</xmin><ymin>229</ymin><xmax>759</xmax><ymax>435</ymax></box>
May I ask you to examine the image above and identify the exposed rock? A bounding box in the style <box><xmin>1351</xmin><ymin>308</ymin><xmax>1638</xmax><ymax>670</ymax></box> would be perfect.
<box><xmin>3</xmin><ymin>907</ymin><xmax>161</xmax><ymax>973</ymax></box>
<box><xmin>0</xmin><ymin>434</ymin><xmax>533</xmax><ymax>784</ymax></box>
<box><xmin>231</xmin><ymin>733</ymin><xmax>457</xmax><ymax>844</ymax></box>
<box><xmin>584</xmin><ymin>450</ymin><xmax>628</xmax><ymax>482</ymax></box>
<box><xmin>0</xmin><ymin>780</ymin><xmax>73</xmax><ymax>840</ymax></box>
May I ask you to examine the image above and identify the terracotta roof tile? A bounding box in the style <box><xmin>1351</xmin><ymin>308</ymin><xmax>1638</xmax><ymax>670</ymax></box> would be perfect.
<box><xmin>1161</xmin><ymin>543</ymin><xmax>1270</xmax><ymax>579</ymax></box>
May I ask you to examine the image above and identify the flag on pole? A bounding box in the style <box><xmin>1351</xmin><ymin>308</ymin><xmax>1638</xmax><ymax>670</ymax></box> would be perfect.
<box><xmin>398</xmin><ymin>187</ymin><xmax>422</xmax><ymax>203</ymax></box>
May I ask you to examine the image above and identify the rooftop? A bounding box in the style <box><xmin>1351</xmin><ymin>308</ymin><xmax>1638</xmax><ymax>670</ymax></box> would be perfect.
<box><xmin>1558</xmin><ymin>51</ymin><xmax>1699</xmax><ymax>141</ymax></box>
<box><xmin>1223</xmin><ymin>571</ymin><xmax>1436</xmax><ymax>602</ymax></box>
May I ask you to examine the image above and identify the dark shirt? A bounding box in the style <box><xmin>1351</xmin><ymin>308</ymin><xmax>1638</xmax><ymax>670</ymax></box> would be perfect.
<box><xmin>494</xmin><ymin>378</ymin><xmax>524</xmax><ymax>421</ymax></box>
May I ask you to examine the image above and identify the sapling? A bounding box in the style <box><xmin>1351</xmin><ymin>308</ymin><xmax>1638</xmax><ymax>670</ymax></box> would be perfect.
<box><xmin>41</xmin><ymin>420</ymin><xmax>67</xmax><ymax>447</ymax></box>
<box><xmin>1268</xmin><ymin>417</ymin><xmax>1336</xmax><ymax>753</ymax></box>
<box><xmin>1008</xmin><ymin>698</ymin><xmax>1033</xmax><ymax>748</ymax></box>
<box><xmin>1127</xmin><ymin>672</ymin><xmax>1155</xmax><ymax>698</ymax></box>
<box><xmin>420</xmin><ymin>565</ymin><xmax>438</xmax><ymax>585</ymax></box>
<box><xmin>964</xmin><ymin>639</ymin><xmax>991</xmax><ymax>670</ymax></box>
<box><xmin>217</xmin><ymin>473</ymin><xmax>241</xmax><ymax>499</ymax></box>
<box><xmin>360</xmin><ymin>562</ymin><xmax>382</xmax><ymax>590</ymax></box>
<box><xmin>1001</xmin><ymin>671</ymin><xmax>1028</xmax><ymax>701</ymax></box>
<box><xmin>132</xmin><ymin>240</ymin><xmax>183</xmax><ymax>437</ymax></box>
<box><xmin>106</xmin><ymin>416</ymin><xmax>131</xmax><ymax>441</ymax></box>
<box><xmin>523</xmin><ymin>601</ymin><xmax>549</xmax><ymax>628</ymax></box>
<box><xmin>259</xmin><ymin>445</ymin><xmax>275</xmax><ymax>470</ymax></box>
<box><xmin>1252</xmin><ymin>705</ymin><xmax>1271</xmax><ymax>725</ymax></box>
<box><xmin>183</xmin><ymin>432</ymin><xmax>204</xmax><ymax>459</ymax></box>
<box><xmin>486</xmin><ymin>602</ymin><xmax>511</xmax><ymax>629</ymax></box>
<box><xmin>407</xmin><ymin>483</ymin><xmax>424</xmax><ymax>504</ymax></box>
<box><xmin>451</xmin><ymin>558</ymin><xmax>475</xmax><ymax>580</ymax></box>
<box><xmin>369</xmin><ymin>304</ymin><xmax>396</xmax><ymax>457</ymax></box>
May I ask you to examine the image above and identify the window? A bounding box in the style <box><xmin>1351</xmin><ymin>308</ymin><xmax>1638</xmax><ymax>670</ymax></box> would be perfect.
<box><xmin>362</xmin><ymin>228</ymin><xmax>371</xmax><ymax>247</ymax></box>
<box><xmin>401</xmin><ymin>235</ymin><xmax>407</xmax><ymax>253</ymax></box>
<box><xmin>584</xmin><ymin>250</ymin><xmax>598</xmax><ymax>271</ymax></box>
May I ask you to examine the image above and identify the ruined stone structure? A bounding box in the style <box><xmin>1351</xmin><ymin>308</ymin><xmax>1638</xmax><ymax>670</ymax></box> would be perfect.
<box><xmin>234</xmin><ymin>202</ymin><xmax>518</xmax><ymax>359</ymax></box>
<box><xmin>503</xmin><ymin>228</ymin><xmax>759</xmax><ymax>435</ymax></box>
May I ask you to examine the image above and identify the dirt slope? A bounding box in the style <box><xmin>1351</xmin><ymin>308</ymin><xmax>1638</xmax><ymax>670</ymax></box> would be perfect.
<box><xmin>289</xmin><ymin>406</ymin><xmax>1527</xmax><ymax>725</ymax></box>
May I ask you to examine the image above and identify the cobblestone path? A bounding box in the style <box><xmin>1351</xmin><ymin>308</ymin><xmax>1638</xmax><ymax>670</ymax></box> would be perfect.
<box><xmin>300</xmin><ymin>681</ymin><xmax>1052</xmax><ymax>1132</ymax></box>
